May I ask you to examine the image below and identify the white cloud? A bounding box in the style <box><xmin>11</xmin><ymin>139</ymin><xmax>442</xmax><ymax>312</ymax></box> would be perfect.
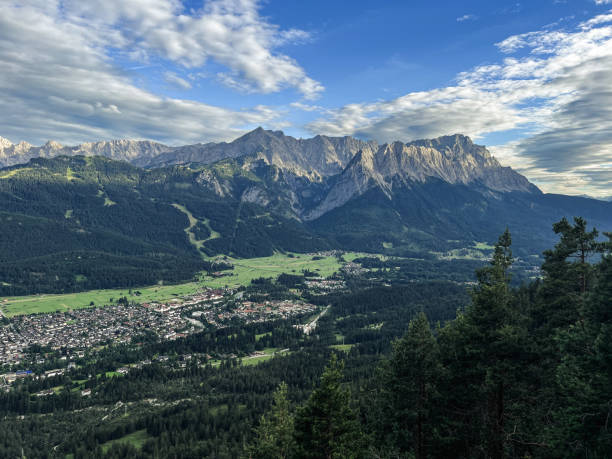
<box><xmin>0</xmin><ymin>1</ymin><xmax>288</xmax><ymax>146</ymax></box>
<box><xmin>308</xmin><ymin>11</ymin><xmax>612</xmax><ymax>197</ymax></box>
<box><xmin>595</xmin><ymin>0</ymin><xmax>612</xmax><ymax>5</ymax></box>
<box><xmin>62</xmin><ymin>0</ymin><xmax>323</xmax><ymax>98</ymax></box>
<box><xmin>457</xmin><ymin>14</ymin><xmax>477</xmax><ymax>22</ymax></box>
<box><xmin>164</xmin><ymin>71</ymin><xmax>192</xmax><ymax>89</ymax></box>
<box><xmin>289</xmin><ymin>102</ymin><xmax>326</xmax><ymax>112</ymax></box>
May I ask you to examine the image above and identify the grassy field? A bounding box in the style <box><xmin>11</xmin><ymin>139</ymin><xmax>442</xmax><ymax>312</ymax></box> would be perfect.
<box><xmin>199</xmin><ymin>252</ymin><xmax>344</xmax><ymax>288</ymax></box>
<box><xmin>101</xmin><ymin>429</ymin><xmax>150</xmax><ymax>453</ymax></box>
<box><xmin>0</xmin><ymin>282</ymin><xmax>202</xmax><ymax>317</ymax></box>
<box><xmin>473</xmin><ymin>241</ymin><xmax>495</xmax><ymax>250</ymax></box>
<box><xmin>241</xmin><ymin>354</ymin><xmax>275</xmax><ymax>366</ymax></box>
<box><xmin>330</xmin><ymin>344</ymin><xmax>354</xmax><ymax>352</ymax></box>
<box><xmin>0</xmin><ymin>252</ymin><xmax>354</xmax><ymax>317</ymax></box>
<box><xmin>241</xmin><ymin>347</ymin><xmax>289</xmax><ymax>366</ymax></box>
<box><xmin>343</xmin><ymin>252</ymin><xmax>388</xmax><ymax>262</ymax></box>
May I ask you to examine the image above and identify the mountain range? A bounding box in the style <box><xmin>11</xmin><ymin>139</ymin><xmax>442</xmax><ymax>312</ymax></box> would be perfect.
<box><xmin>1</xmin><ymin>128</ymin><xmax>611</xmax><ymax>295</ymax></box>
<box><xmin>0</xmin><ymin>129</ymin><xmax>538</xmax><ymax>216</ymax></box>
<box><xmin>0</xmin><ymin>129</ymin><xmax>535</xmax><ymax>192</ymax></box>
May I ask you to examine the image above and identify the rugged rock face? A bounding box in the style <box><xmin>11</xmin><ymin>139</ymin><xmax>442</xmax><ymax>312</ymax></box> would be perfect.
<box><xmin>0</xmin><ymin>137</ymin><xmax>34</xmax><ymax>166</ymax></box>
<box><xmin>0</xmin><ymin>129</ymin><xmax>378</xmax><ymax>178</ymax></box>
<box><xmin>0</xmin><ymin>130</ymin><xmax>539</xmax><ymax>223</ymax></box>
<box><xmin>304</xmin><ymin>134</ymin><xmax>539</xmax><ymax>220</ymax></box>
<box><xmin>0</xmin><ymin>137</ymin><xmax>170</xmax><ymax>168</ymax></box>
<box><xmin>147</xmin><ymin>127</ymin><xmax>378</xmax><ymax>178</ymax></box>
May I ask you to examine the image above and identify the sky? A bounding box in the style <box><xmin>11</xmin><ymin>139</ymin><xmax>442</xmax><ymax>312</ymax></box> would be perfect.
<box><xmin>1</xmin><ymin>1</ymin><xmax>612</xmax><ymax>197</ymax></box>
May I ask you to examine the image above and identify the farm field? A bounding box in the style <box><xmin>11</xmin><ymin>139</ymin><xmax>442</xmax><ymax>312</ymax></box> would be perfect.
<box><xmin>0</xmin><ymin>282</ymin><xmax>202</xmax><ymax>317</ymax></box>
<box><xmin>0</xmin><ymin>251</ymin><xmax>366</xmax><ymax>317</ymax></box>
<box><xmin>199</xmin><ymin>252</ymin><xmax>346</xmax><ymax>288</ymax></box>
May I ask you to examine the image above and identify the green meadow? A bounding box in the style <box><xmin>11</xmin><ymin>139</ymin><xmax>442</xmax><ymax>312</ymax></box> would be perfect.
<box><xmin>0</xmin><ymin>282</ymin><xmax>202</xmax><ymax>317</ymax></box>
<box><xmin>101</xmin><ymin>429</ymin><xmax>150</xmax><ymax>453</ymax></box>
<box><xmin>199</xmin><ymin>252</ymin><xmax>344</xmax><ymax>288</ymax></box>
<box><xmin>0</xmin><ymin>252</ymin><xmax>359</xmax><ymax>317</ymax></box>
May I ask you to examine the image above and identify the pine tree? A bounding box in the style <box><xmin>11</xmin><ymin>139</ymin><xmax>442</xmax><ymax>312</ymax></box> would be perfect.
<box><xmin>549</xmin><ymin>233</ymin><xmax>612</xmax><ymax>455</ymax></box>
<box><xmin>293</xmin><ymin>354</ymin><xmax>364</xmax><ymax>459</ymax></box>
<box><xmin>535</xmin><ymin>217</ymin><xmax>599</xmax><ymax>334</ymax></box>
<box><xmin>245</xmin><ymin>382</ymin><xmax>295</xmax><ymax>459</ymax></box>
<box><xmin>378</xmin><ymin>312</ymin><xmax>440</xmax><ymax>458</ymax></box>
<box><xmin>438</xmin><ymin>229</ymin><xmax>530</xmax><ymax>458</ymax></box>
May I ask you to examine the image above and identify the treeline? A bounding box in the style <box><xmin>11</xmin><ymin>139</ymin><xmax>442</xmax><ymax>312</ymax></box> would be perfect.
<box><xmin>248</xmin><ymin>217</ymin><xmax>612</xmax><ymax>458</ymax></box>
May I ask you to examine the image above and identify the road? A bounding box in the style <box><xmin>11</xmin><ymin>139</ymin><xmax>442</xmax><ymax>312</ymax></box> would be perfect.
<box><xmin>298</xmin><ymin>305</ymin><xmax>330</xmax><ymax>335</ymax></box>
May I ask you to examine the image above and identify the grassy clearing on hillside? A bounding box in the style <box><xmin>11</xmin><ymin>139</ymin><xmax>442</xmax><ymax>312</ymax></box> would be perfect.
<box><xmin>101</xmin><ymin>430</ymin><xmax>150</xmax><ymax>453</ymax></box>
<box><xmin>0</xmin><ymin>252</ymin><xmax>360</xmax><ymax>317</ymax></box>
<box><xmin>172</xmin><ymin>203</ymin><xmax>220</xmax><ymax>254</ymax></box>
<box><xmin>0</xmin><ymin>168</ymin><xmax>33</xmax><ymax>179</ymax></box>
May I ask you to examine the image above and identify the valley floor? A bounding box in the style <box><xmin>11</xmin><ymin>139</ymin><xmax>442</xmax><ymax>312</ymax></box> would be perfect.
<box><xmin>0</xmin><ymin>251</ymin><xmax>367</xmax><ymax>317</ymax></box>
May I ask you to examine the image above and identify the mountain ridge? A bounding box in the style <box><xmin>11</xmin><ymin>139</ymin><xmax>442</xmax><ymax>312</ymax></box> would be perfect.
<box><xmin>0</xmin><ymin>136</ymin><xmax>170</xmax><ymax>167</ymax></box>
<box><xmin>0</xmin><ymin>129</ymin><xmax>538</xmax><ymax>195</ymax></box>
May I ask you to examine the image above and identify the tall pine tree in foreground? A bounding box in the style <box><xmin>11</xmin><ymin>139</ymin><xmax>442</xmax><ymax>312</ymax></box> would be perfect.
<box><xmin>293</xmin><ymin>354</ymin><xmax>365</xmax><ymax>459</ymax></box>
<box><xmin>246</xmin><ymin>382</ymin><xmax>295</xmax><ymax>459</ymax></box>
<box><xmin>438</xmin><ymin>229</ymin><xmax>530</xmax><ymax>458</ymax></box>
<box><xmin>377</xmin><ymin>312</ymin><xmax>441</xmax><ymax>458</ymax></box>
<box><xmin>549</xmin><ymin>231</ymin><xmax>612</xmax><ymax>456</ymax></box>
<box><xmin>534</xmin><ymin>216</ymin><xmax>599</xmax><ymax>337</ymax></box>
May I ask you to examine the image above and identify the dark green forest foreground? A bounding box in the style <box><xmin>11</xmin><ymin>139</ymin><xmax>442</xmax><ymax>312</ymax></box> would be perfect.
<box><xmin>246</xmin><ymin>218</ymin><xmax>612</xmax><ymax>459</ymax></box>
<box><xmin>1</xmin><ymin>218</ymin><xmax>611</xmax><ymax>458</ymax></box>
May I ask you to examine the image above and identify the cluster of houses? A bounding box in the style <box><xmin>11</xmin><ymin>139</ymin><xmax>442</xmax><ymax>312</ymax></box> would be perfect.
<box><xmin>305</xmin><ymin>278</ymin><xmax>346</xmax><ymax>292</ymax></box>
<box><xmin>190</xmin><ymin>298</ymin><xmax>318</xmax><ymax>328</ymax></box>
<box><xmin>0</xmin><ymin>275</ymin><xmax>334</xmax><ymax>384</ymax></box>
<box><xmin>0</xmin><ymin>367</ymin><xmax>67</xmax><ymax>391</ymax></box>
<box><xmin>142</xmin><ymin>288</ymin><xmax>226</xmax><ymax>313</ymax></box>
<box><xmin>0</xmin><ymin>302</ymin><xmax>196</xmax><ymax>365</ymax></box>
<box><xmin>341</xmin><ymin>262</ymin><xmax>369</xmax><ymax>276</ymax></box>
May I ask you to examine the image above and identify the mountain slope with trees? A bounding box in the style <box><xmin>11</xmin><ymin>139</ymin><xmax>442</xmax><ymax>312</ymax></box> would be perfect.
<box><xmin>2</xmin><ymin>131</ymin><xmax>612</xmax><ymax>295</ymax></box>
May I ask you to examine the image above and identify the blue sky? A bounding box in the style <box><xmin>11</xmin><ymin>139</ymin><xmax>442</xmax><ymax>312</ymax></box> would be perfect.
<box><xmin>1</xmin><ymin>0</ymin><xmax>612</xmax><ymax>196</ymax></box>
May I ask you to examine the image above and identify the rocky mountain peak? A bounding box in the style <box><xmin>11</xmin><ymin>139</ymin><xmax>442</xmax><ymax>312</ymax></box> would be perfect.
<box><xmin>302</xmin><ymin>134</ymin><xmax>539</xmax><ymax>221</ymax></box>
<box><xmin>408</xmin><ymin>134</ymin><xmax>492</xmax><ymax>159</ymax></box>
<box><xmin>17</xmin><ymin>140</ymin><xmax>32</xmax><ymax>149</ymax></box>
<box><xmin>42</xmin><ymin>140</ymin><xmax>63</xmax><ymax>151</ymax></box>
<box><xmin>0</xmin><ymin>136</ymin><xmax>13</xmax><ymax>149</ymax></box>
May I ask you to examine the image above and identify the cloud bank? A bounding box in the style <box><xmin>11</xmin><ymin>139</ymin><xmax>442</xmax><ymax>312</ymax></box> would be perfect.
<box><xmin>0</xmin><ymin>0</ymin><xmax>319</xmax><ymax>145</ymax></box>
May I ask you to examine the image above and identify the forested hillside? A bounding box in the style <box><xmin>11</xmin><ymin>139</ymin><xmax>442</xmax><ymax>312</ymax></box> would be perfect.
<box><xmin>247</xmin><ymin>217</ymin><xmax>612</xmax><ymax>458</ymax></box>
<box><xmin>0</xmin><ymin>156</ymin><xmax>329</xmax><ymax>295</ymax></box>
<box><xmin>2</xmin><ymin>152</ymin><xmax>612</xmax><ymax>297</ymax></box>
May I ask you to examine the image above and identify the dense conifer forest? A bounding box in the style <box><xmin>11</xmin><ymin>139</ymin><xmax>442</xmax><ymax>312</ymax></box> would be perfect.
<box><xmin>0</xmin><ymin>217</ymin><xmax>610</xmax><ymax>458</ymax></box>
